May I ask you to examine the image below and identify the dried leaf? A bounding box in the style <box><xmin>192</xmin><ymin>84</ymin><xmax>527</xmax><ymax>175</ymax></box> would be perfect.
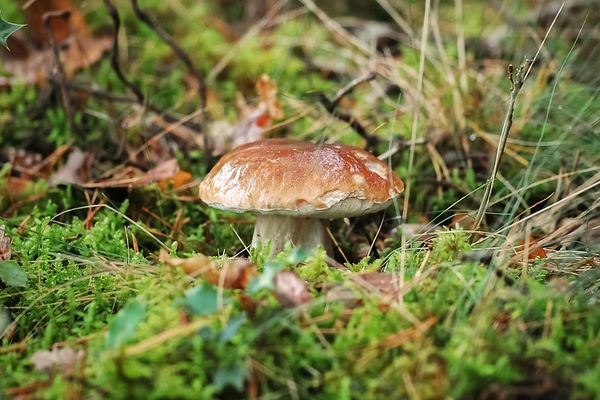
<box><xmin>30</xmin><ymin>346</ymin><xmax>85</xmax><ymax>377</ymax></box>
<box><xmin>1</xmin><ymin>35</ymin><xmax>112</xmax><ymax>85</ymax></box>
<box><xmin>324</xmin><ymin>272</ymin><xmax>402</xmax><ymax>307</ymax></box>
<box><xmin>556</xmin><ymin>218</ymin><xmax>600</xmax><ymax>248</ymax></box>
<box><xmin>0</xmin><ymin>226</ymin><xmax>11</xmax><ymax>261</ymax></box>
<box><xmin>160</xmin><ymin>250</ymin><xmax>258</xmax><ymax>289</ymax></box>
<box><xmin>273</xmin><ymin>270</ymin><xmax>311</xmax><ymax>307</ymax></box>
<box><xmin>23</xmin><ymin>0</ymin><xmax>89</xmax><ymax>46</ymax></box>
<box><xmin>255</xmin><ymin>74</ymin><xmax>284</xmax><ymax>120</ymax></box>
<box><xmin>204</xmin><ymin>259</ymin><xmax>258</xmax><ymax>289</ymax></box>
<box><xmin>49</xmin><ymin>148</ymin><xmax>92</xmax><ymax>186</ymax></box>
<box><xmin>518</xmin><ymin>237</ymin><xmax>547</xmax><ymax>260</ymax></box>
<box><xmin>207</xmin><ymin>74</ymin><xmax>283</xmax><ymax>156</ymax></box>
<box><xmin>83</xmin><ymin>159</ymin><xmax>179</xmax><ymax>189</ymax></box>
<box><xmin>157</xmin><ymin>170</ymin><xmax>194</xmax><ymax>191</ymax></box>
<box><xmin>1</xmin><ymin>0</ymin><xmax>110</xmax><ymax>85</ymax></box>
<box><xmin>159</xmin><ymin>249</ymin><xmax>214</xmax><ymax>275</ymax></box>
<box><xmin>450</xmin><ymin>213</ymin><xmax>475</xmax><ymax>230</ymax></box>
<box><xmin>584</xmin><ymin>219</ymin><xmax>600</xmax><ymax>246</ymax></box>
<box><xmin>353</xmin><ymin>272</ymin><xmax>403</xmax><ymax>297</ymax></box>
<box><xmin>229</xmin><ymin>107</ymin><xmax>268</xmax><ymax>150</ymax></box>
<box><xmin>206</xmin><ymin>120</ymin><xmax>235</xmax><ymax>157</ymax></box>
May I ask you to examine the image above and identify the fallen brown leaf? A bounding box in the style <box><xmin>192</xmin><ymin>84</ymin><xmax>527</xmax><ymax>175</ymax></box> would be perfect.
<box><xmin>1</xmin><ymin>0</ymin><xmax>111</xmax><ymax>86</ymax></box>
<box><xmin>517</xmin><ymin>237</ymin><xmax>547</xmax><ymax>260</ymax></box>
<box><xmin>159</xmin><ymin>250</ymin><xmax>258</xmax><ymax>289</ymax></box>
<box><xmin>1</xmin><ymin>35</ymin><xmax>112</xmax><ymax>85</ymax></box>
<box><xmin>273</xmin><ymin>270</ymin><xmax>311</xmax><ymax>307</ymax></box>
<box><xmin>451</xmin><ymin>213</ymin><xmax>475</xmax><ymax>230</ymax></box>
<box><xmin>324</xmin><ymin>272</ymin><xmax>403</xmax><ymax>307</ymax></box>
<box><xmin>255</xmin><ymin>73</ymin><xmax>284</xmax><ymax>121</ymax></box>
<box><xmin>207</xmin><ymin>74</ymin><xmax>284</xmax><ymax>156</ymax></box>
<box><xmin>23</xmin><ymin>0</ymin><xmax>90</xmax><ymax>46</ymax></box>
<box><xmin>157</xmin><ymin>170</ymin><xmax>194</xmax><ymax>191</ymax></box>
<box><xmin>82</xmin><ymin>159</ymin><xmax>179</xmax><ymax>189</ymax></box>
<box><xmin>49</xmin><ymin>148</ymin><xmax>93</xmax><ymax>186</ymax></box>
<box><xmin>204</xmin><ymin>259</ymin><xmax>258</xmax><ymax>289</ymax></box>
<box><xmin>159</xmin><ymin>249</ymin><xmax>214</xmax><ymax>275</ymax></box>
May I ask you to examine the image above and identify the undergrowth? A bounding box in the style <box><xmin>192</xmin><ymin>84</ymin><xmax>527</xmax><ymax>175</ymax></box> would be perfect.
<box><xmin>1</xmin><ymin>0</ymin><xmax>599</xmax><ymax>399</ymax></box>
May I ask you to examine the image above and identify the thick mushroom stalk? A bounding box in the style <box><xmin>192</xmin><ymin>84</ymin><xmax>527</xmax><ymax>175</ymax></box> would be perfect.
<box><xmin>252</xmin><ymin>215</ymin><xmax>332</xmax><ymax>256</ymax></box>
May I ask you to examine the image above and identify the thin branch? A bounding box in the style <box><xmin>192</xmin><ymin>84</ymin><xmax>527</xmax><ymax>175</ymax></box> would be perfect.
<box><xmin>332</xmin><ymin>72</ymin><xmax>377</xmax><ymax>109</ymax></box>
<box><xmin>103</xmin><ymin>0</ymin><xmax>145</xmax><ymax>104</ymax></box>
<box><xmin>43</xmin><ymin>10</ymin><xmax>77</xmax><ymax>132</ymax></box>
<box><xmin>54</xmin><ymin>79</ymin><xmax>138</xmax><ymax>104</ymax></box>
<box><xmin>377</xmin><ymin>138</ymin><xmax>428</xmax><ymax>160</ymax></box>
<box><xmin>129</xmin><ymin>0</ymin><xmax>207</xmax><ymax>116</ymax></box>
<box><xmin>473</xmin><ymin>58</ymin><xmax>531</xmax><ymax>230</ymax></box>
<box><xmin>129</xmin><ymin>0</ymin><xmax>209</xmax><ymax>158</ymax></box>
<box><xmin>318</xmin><ymin>72</ymin><xmax>378</xmax><ymax>147</ymax></box>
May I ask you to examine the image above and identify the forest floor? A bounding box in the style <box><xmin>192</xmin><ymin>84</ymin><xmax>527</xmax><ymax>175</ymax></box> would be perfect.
<box><xmin>1</xmin><ymin>0</ymin><xmax>599</xmax><ymax>398</ymax></box>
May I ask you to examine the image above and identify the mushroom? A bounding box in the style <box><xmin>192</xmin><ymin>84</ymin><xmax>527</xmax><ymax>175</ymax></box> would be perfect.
<box><xmin>199</xmin><ymin>139</ymin><xmax>403</xmax><ymax>256</ymax></box>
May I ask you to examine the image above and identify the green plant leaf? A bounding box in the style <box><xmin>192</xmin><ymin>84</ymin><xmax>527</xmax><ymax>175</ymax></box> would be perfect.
<box><xmin>213</xmin><ymin>362</ymin><xmax>247</xmax><ymax>391</ymax></box>
<box><xmin>0</xmin><ymin>261</ymin><xmax>28</xmax><ymax>287</ymax></box>
<box><xmin>105</xmin><ymin>300</ymin><xmax>146</xmax><ymax>349</ymax></box>
<box><xmin>182</xmin><ymin>283</ymin><xmax>229</xmax><ymax>316</ymax></box>
<box><xmin>246</xmin><ymin>261</ymin><xmax>284</xmax><ymax>295</ymax></box>
<box><xmin>219</xmin><ymin>314</ymin><xmax>247</xmax><ymax>343</ymax></box>
<box><xmin>0</xmin><ymin>15</ymin><xmax>26</xmax><ymax>49</ymax></box>
<box><xmin>287</xmin><ymin>247</ymin><xmax>313</xmax><ymax>264</ymax></box>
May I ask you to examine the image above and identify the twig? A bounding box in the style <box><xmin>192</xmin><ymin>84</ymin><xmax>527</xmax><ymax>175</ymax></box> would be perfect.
<box><xmin>298</xmin><ymin>0</ymin><xmax>370</xmax><ymax>54</ymax></box>
<box><xmin>377</xmin><ymin>138</ymin><xmax>428</xmax><ymax>160</ymax></box>
<box><xmin>318</xmin><ymin>72</ymin><xmax>378</xmax><ymax>147</ymax></box>
<box><xmin>331</xmin><ymin>72</ymin><xmax>377</xmax><ymax>109</ymax></box>
<box><xmin>102</xmin><ymin>0</ymin><xmax>145</xmax><ymax>104</ymax></box>
<box><xmin>129</xmin><ymin>0</ymin><xmax>207</xmax><ymax>117</ymax></box>
<box><xmin>473</xmin><ymin>58</ymin><xmax>531</xmax><ymax>230</ymax></box>
<box><xmin>43</xmin><ymin>10</ymin><xmax>77</xmax><ymax>132</ymax></box>
<box><xmin>129</xmin><ymin>0</ymin><xmax>210</xmax><ymax>158</ymax></box>
<box><xmin>51</xmin><ymin>78</ymin><xmax>138</xmax><ymax>104</ymax></box>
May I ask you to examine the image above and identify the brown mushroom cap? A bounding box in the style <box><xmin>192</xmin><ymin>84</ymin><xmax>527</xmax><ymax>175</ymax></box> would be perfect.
<box><xmin>199</xmin><ymin>139</ymin><xmax>404</xmax><ymax>218</ymax></box>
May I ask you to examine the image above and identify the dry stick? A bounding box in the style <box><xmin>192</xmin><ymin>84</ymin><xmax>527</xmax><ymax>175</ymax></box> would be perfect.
<box><xmin>103</xmin><ymin>0</ymin><xmax>145</xmax><ymax>104</ymax></box>
<box><xmin>318</xmin><ymin>72</ymin><xmax>379</xmax><ymax>147</ymax></box>
<box><xmin>43</xmin><ymin>11</ymin><xmax>77</xmax><ymax>133</ymax></box>
<box><xmin>299</xmin><ymin>0</ymin><xmax>370</xmax><ymax>55</ymax></box>
<box><xmin>129</xmin><ymin>0</ymin><xmax>207</xmax><ymax>117</ymax></box>
<box><xmin>53</xmin><ymin>79</ymin><xmax>138</xmax><ymax>104</ymax></box>
<box><xmin>497</xmin><ymin>179</ymin><xmax>600</xmax><ymax>236</ymax></box>
<box><xmin>332</xmin><ymin>72</ymin><xmax>377</xmax><ymax>110</ymax></box>
<box><xmin>130</xmin><ymin>0</ymin><xmax>209</xmax><ymax>156</ymax></box>
<box><xmin>375</xmin><ymin>0</ymin><xmax>414</xmax><ymax>37</ymax></box>
<box><xmin>377</xmin><ymin>138</ymin><xmax>427</xmax><ymax>160</ymax></box>
<box><xmin>472</xmin><ymin>58</ymin><xmax>531</xmax><ymax>231</ymax></box>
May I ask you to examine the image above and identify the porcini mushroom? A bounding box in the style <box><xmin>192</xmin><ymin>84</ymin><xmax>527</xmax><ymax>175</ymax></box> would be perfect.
<box><xmin>199</xmin><ymin>139</ymin><xmax>403</xmax><ymax>256</ymax></box>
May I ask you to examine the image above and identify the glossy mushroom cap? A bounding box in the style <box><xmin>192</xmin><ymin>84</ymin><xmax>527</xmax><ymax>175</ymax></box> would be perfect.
<box><xmin>199</xmin><ymin>139</ymin><xmax>404</xmax><ymax>218</ymax></box>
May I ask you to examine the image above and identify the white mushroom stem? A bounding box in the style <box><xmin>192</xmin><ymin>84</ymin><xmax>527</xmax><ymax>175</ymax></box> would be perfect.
<box><xmin>252</xmin><ymin>215</ymin><xmax>333</xmax><ymax>257</ymax></box>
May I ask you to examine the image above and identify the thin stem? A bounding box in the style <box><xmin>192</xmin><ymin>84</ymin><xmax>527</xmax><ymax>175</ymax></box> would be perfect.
<box><xmin>103</xmin><ymin>0</ymin><xmax>145</xmax><ymax>104</ymax></box>
<box><xmin>473</xmin><ymin>58</ymin><xmax>531</xmax><ymax>231</ymax></box>
<box><xmin>43</xmin><ymin>11</ymin><xmax>77</xmax><ymax>133</ymax></box>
